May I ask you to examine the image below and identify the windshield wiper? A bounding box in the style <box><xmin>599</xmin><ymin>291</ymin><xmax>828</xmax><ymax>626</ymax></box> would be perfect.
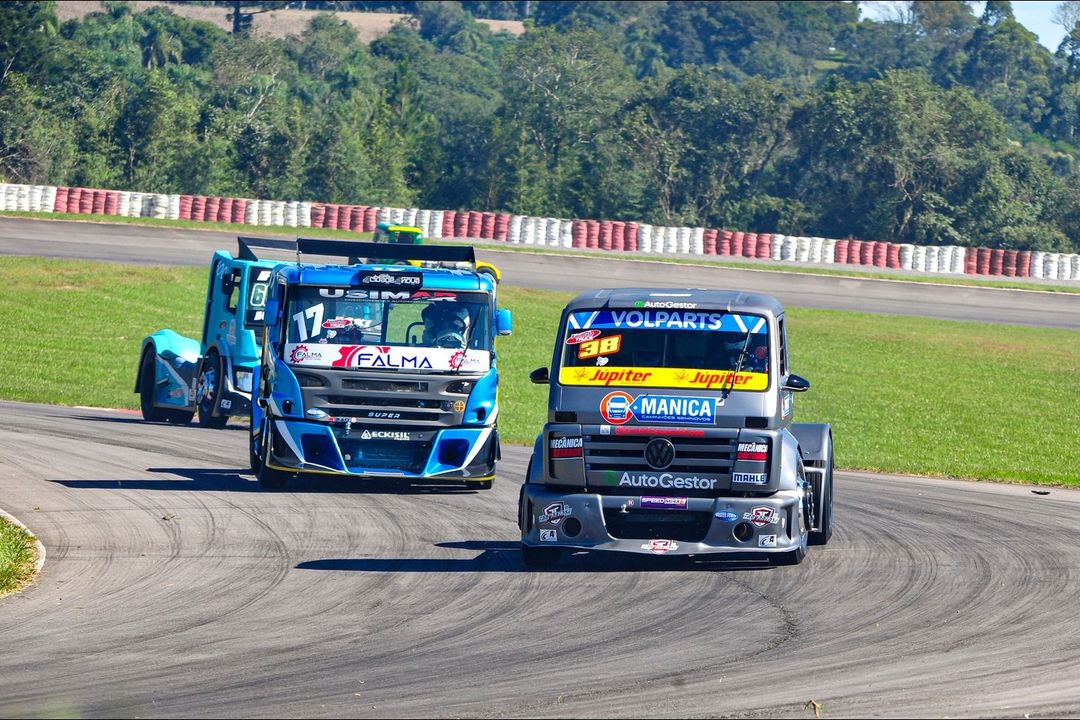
<box><xmin>721</xmin><ymin>328</ymin><xmax>754</xmax><ymax>402</ymax></box>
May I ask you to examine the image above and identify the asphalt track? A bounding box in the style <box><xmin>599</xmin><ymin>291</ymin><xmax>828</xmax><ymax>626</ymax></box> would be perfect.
<box><xmin>0</xmin><ymin>215</ymin><xmax>1077</xmax><ymax>328</ymax></box>
<box><xmin>1</xmin><ymin>217</ymin><xmax>1080</xmax><ymax>718</ymax></box>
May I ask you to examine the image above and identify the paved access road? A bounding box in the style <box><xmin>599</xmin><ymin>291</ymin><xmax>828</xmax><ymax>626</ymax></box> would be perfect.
<box><xmin>1</xmin><ymin>216</ymin><xmax>1077</xmax><ymax>329</ymax></box>
<box><xmin>1</xmin><ymin>401</ymin><xmax>1079</xmax><ymax>718</ymax></box>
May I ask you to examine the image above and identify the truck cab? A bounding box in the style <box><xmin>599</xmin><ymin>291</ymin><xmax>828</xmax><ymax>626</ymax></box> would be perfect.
<box><xmin>248</xmin><ymin>239</ymin><xmax>512</xmax><ymax>490</ymax></box>
<box><xmin>135</xmin><ymin>237</ymin><xmax>288</xmax><ymax>427</ymax></box>
<box><xmin>519</xmin><ymin>288</ymin><xmax>833</xmax><ymax>566</ymax></box>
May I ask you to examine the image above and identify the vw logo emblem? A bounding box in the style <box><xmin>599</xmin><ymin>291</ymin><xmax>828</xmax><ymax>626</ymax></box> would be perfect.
<box><xmin>644</xmin><ymin>438</ymin><xmax>675</xmax><ymax>470</ymax></box>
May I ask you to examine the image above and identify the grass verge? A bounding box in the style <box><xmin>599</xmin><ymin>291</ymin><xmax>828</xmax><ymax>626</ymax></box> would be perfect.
<box><xmin>0</xmin><ymin>515</ymin><xmax>37</xmax><ymax>597</ymax></box>
<box><xmin>1</xmin><ymin>256</ymin><xmax>1077</xmax><ymax>486</ymax></box>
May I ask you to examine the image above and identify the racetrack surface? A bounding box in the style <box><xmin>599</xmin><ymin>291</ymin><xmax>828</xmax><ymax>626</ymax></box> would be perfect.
<box><xmin>1</xmin><ymin>216</ymin><xmax>1078</xmax><ymax>329</ymax></box>
<box><xmin>2</xmin><ymin>401</ymin><xmax>1080</xmax><ymax>718</ymax></box>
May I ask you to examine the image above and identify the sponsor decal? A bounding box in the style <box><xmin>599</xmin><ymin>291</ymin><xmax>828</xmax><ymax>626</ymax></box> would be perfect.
<box><xmin>365</xmin><ymin>411</ymin><xmax>401</xmax><ymax>419</ymax></box>
<box><xmin>577</xmin><ymin>335</ymin><xmax>622</xmax><ymax>360</ymax></box>
<box><xmin>290</xmin><ymin>344</ymin><xmax>324</xmax><ymax>363</ymax></box>
<box><xmin>539</xmin><ymin>502</ymin><xmax>572</xmax><ymax>525</ymax></box>
<box><xmin>641</xmin><ymin>539</ymin><xmax>679</xmax><ymax>554</ymax></box>
<box><xmin>634</xmin><ymin>299</ymin><xmax>698</xmax><ymax>309</ymax></box>
<box><xmin>323</xmin><ymin>317</ymin><xmax>354</xmax><ymax>329</ymax></box>
<box><xmin>737</xmin><ymin>442</ymin><xmax>769</xmax><ymax>461</ymax></box>
<box><xmin>782</xmin><ymin>392</ymin><xmax>792</xmax><ymax>418</ymax></box>
<box><xmin>539</xmin><ymin>529</ymin><xmax>557</xmax><ymax>543</ymax></box>
<box><xmin>359</xmin><ymin>271</ymin><xmax>422</xmax><ymax>287</ymax></box>
<box><xmin>733</xmin><ymin>472</ymin><xmax>768</xmax><ymax>485</ymax></box>
<box><xmin>284</xmin><ymin>344</ymin><xmax>490</xmax><ymax>372</ymax></box>
<box><xmin>614</xmin><ymin>426</ymin><xmax>705</xmax><ymax>437</ymax></box>
<box><xmin>568</xmin><ymin>310</ymin><xmax>766</xmax><ymax>334</ymax></box>
<box><xmin>758</xmin><ymin>534</ymin><xmax>777</xmax><ymax>548</ymax></box>
<box><xmin>599</xmin><ymin>424</ymin><xmax>612</xmax><ymax>435</ymax></box>
<box><xmin>360</xmin><ymin>429</ymin><xmax>410</xmax><ymax>441</ymax></box>
<box><xmin>598</xmin><ymin>393</ymin><xmax>717</xmax><ymax>425</ymax></box>
<box><xmin>549</xmin><ymin>436</ymin><xmax>584</xmax><ymax>459</ymax></box>
<box><xmin>604</xmin><ymin>471</ymin><xmax>719</xmax><ymax>491</ymax></box>
<box><xmin>561</xmin><ymin>366</ymin><xmax>767</xmax><ymax>391</ymax></box>
<box><xmin>168</xmin><ymin>387</ymin><xmax>184</xmax><ymax>399</ymax></box>
<box><xmin>596</xmin><ymin>356</ymin><xmax>609</xmax><ymax>366</ymax></box>
<box><xmin>714</xmin><ymin>510</ymin><xmax>739</xmax><ymax>522</ymax></box>
<box><xmin>453</xmin><ymin>400</ymin><xmax>466</xmax><ymax>413</ymax></box>
<box><xmin>566</xmin><ymin>329</ymin><xmax>601</xmax><ymax>345</ymax></box>
<box><xmin>640</xmin><ymin>496</ymin><xmax>688</xmax><ymax>510</ymax></box>
<box><xmin>745</xmin><ymin>506</ymin><xmax>779</xmax><ymax>527</ymax></box>
<box><xmin>220</xmin><ymin>399</ymin><xmax>232</xmax><ymax>410</ymax></box>
<box><xmin>600</xmin><ymin>391</ymin><xmax>634</xmax><ymax>424</ymax></box>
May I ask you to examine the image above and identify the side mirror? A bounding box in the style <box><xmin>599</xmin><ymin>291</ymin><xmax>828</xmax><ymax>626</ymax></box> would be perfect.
<box><xmin>783</xmin><ymin>374</ymin><xmax>810</xmax><ymax>392</ymax></box>
<box><xmin>529</xmin><ymin>367</ymin><xmax>549</xmax><ymax>384</ymax></box>
<box><xmin>496</xmin><ymin>308</ymin><xmax>513</xmax><ymax>336</ymax></box>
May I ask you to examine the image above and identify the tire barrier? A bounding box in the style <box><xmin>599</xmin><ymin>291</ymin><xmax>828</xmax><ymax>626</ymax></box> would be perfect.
<box><xmin>2</xmin><ymin>181</ymin><xmax>1076</xmax><ymax>280</ymax></box>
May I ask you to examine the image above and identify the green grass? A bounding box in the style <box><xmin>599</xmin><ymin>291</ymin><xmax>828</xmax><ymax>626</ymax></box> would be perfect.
<box><xmin>0</xmin><ymin>515</ymin><xmax>36</xmax><ymax>596</ymax></box>
<box><xmin>5</xmin><ymin>209</ymin><xmax>1079</xmax><ymax>294</ymax></box>
<box><xmin>1</xmin><ymin>257</ymin><xmax>1078</xmax><ymax>486</ymax></box>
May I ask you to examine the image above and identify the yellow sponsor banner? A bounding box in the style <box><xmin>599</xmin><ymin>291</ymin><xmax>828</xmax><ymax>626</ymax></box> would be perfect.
<box><xmin>559</xmin><ymin>366</ymin><xmax>769</xmax><ymax>391</ymax></box>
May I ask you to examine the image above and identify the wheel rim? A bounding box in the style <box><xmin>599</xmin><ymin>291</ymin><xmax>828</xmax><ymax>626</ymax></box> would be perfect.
<box><xmin>198</xmin><ymin>360</ymin><xmax>217</xmax><ymax>414</ymax></box>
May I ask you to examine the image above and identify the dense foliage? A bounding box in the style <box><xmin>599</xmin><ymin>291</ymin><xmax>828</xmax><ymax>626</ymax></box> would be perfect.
<box><xmin>3</xmin><ymin>0</ymin><xmax>1080</xmax><ymax>251</ymax></box>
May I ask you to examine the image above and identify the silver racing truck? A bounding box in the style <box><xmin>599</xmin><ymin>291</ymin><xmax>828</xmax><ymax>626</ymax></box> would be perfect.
<box><xmin>519</xmin><ymin>288</ymin><xmax>834</xmax><ymax>567</ymax></box>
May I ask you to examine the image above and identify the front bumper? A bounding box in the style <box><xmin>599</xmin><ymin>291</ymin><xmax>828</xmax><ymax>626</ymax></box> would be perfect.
<box><xmin>265</xmin><ymin>418</ymin><xmax>497</xmax><ymax>482</ymax></box>
<box><xmin>521</xmin><ymin>484</ymin><xmax>805</xmax><ymax>557</ymax></box>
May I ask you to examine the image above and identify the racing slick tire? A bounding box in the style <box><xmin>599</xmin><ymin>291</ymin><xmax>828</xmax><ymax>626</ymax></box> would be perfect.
<box><xmin>139</xmin><ymin>349</ymin><xmax>193</xmax><ymax>425</ymax></box>
<box><xmin>196</xmin><ymin>349</ymin><xmax>229</xmax><ymax>429</ymax></box>
<box><xmin>809</xmin><ymin>445</ymin><xmax>834</xmax><ymax>546</ymax></box>
<box><xmin>522</xmin><ymin>545</ymin><xmax>561</xmax><ymax>568</ymax></box>
<box><xmin>248</xmin><ymin>420</ymin><xmax>263</xmax><ymax>474</ymax></box>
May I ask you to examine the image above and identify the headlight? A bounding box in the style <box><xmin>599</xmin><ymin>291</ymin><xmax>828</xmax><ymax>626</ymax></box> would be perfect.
<box><xmin>234</xmin><ymin>370</ymin><xmax>253</xmax><ymax>393</ymax></box>
<box><xmin>445</xmin><ymin>380</ymin><xmax>474</xmax><ymax>395</ymax></box>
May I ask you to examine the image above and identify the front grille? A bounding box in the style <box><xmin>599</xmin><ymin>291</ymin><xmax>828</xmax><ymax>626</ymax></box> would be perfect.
<box><xmin>603</xmin><ymin>508</ymin><xmax>713</xmax><ymax>542</ymax></box>
<box><xmin>341</xmin><ymin>379</ymin><xmax>427</xmax><ymax>393</ymax></box>
<box><xmin>337</xmin><ymin>437</ymin><xmax>431</xmax><ymax>473</ymax></box>
<box><xmin>300</xmin><ymin>368</ymin><xmax>465</xmax><ymax>426</ymax></box>
<box><xmin>585</xmin><ymin>434</ymin><xmax>737</xmax><ymax>473</ymax></box>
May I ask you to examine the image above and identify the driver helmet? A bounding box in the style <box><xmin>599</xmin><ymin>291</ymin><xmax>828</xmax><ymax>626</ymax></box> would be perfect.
<box><xmin>422</xmin><ymin>304</ymin><xmax>470</xmax><ymax>347</ymax></box>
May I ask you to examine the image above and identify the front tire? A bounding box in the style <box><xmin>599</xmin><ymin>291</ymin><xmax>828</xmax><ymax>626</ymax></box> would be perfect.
<box><xmin>810</xmin><ymin>445</ymin><xmax>834</xmax><ymax>546</ymax></box>
<box><xmin>139</xmin><ymin>349</ymin><xmax>193</xmax><ymax>424</ymax></box>
<box><xmin>196</xmin><ymin>350</ymin><xmax>228</xmax><ymax>429</ymax></box>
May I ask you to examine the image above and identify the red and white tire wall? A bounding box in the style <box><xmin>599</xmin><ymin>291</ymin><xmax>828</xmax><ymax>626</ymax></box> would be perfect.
<box><xmin>1</xmin><ymin>181</ymin><xmax>1077</xmax><ymax>282</ymax></box>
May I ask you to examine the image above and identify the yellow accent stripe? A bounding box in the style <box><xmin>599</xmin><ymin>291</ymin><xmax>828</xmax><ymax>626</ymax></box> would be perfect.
<box><xmin>558</xmin><ymin>366</ymin><xmax>768</xmax><ymax>391</ymax></box>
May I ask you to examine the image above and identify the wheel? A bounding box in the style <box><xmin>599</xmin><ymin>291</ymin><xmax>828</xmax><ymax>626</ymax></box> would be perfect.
<box><xmin>196</xmin><ymin>349</ymin><xmax>228</xmax><ymax>428</ymax></box>
<box><xmin>479</xmin><ymin>267</ymin><xmax>498</xmax><ymax>284</ymax></box>
<box><xmin>522</xmin><ymin>545</ymin><xmax>561</xmax><ymax>568</ymax></box>
<box><xmin>809</xmin><ymin>445</ymin><xmax>834</xmax><ymax>546</ymax></box>
<box><xmin>256</xmin><ymin>421</ymin><xmax>288</xmax><ymax>490</ymax></box>
<box><xmin>249</xmin><ymin>419</ymin><xmax>263</xmax><ymax>474</ymax></box>
<box><xmin>139</xmin><ymin>350</ymin><xmax>167</xmax><ymax>421</ymax></box>
<box><xmin>139</xmin><ymin>349</ymin><xmax>192</xmax><ymax>424</ymax></box>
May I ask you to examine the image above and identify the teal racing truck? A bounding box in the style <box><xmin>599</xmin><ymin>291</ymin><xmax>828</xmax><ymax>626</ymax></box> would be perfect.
<box><xmin>135</xmin><ymin>237</ymin><xmax>291</xmax><ymax>427</ymax></box>
<box><xmin>248</xmin><ymin>238</ymin><xmax>513</xmax><ymax>490</ymax></box>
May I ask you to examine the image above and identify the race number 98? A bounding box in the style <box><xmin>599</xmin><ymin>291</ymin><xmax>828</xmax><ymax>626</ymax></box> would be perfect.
<box><xmin>577</xmin><ymin>335</ymin><xmax>621</xmax><ymax>360</ymax></box>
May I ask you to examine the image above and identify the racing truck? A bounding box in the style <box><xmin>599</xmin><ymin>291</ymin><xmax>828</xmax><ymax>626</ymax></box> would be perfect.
<box><xmin>248</xmin><ymin>238</ymin><xmax>512</xmax><ymax>490</ymax></box>
<box><xmin>519</xmin><ymin>288</ymin><xmax>833</xmax><ymax>567</ymax></box>
<box><xmin>136</xmin><ymin>237</ymin><xmax>292</xmax><ymax>427</ymax></box>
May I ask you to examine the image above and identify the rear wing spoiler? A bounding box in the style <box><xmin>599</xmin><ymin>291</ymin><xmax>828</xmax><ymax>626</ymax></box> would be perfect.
<box><xmin>296</xmin><ymin>238</ymin><xmax>477</xmax><ymax>266</ymax></box>
<box><xmin>237</xmin><ymin>236</ymin><xmax>297</xmax><ymax>261</ymax></box>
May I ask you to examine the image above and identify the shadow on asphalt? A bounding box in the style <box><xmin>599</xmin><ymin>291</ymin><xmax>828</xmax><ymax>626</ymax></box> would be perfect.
<box><xmin>296</xmin><ymin>540</ymin><xmax>775</xmax><ymax>573</ymax></box>
<box><xmin>75</xmin><ymin>415</ymin><xmax>248</xmax><ymax>431</ymax></box>
<box><xmin>53</xmin><ymin>467</ymin><xmax>481</xmax><ymax>495</ymax></box>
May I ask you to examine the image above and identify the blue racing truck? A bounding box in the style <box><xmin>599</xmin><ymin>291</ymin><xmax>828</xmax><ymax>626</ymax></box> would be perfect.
<box><xmin>136</xmin><ymin>237</ymin><xmax>291</xmax><ymax>427</ymax></box>
<box><xmin>248</xmin><ymin>238</ymin><xmax>513</xmax><ymax>490</ymax></box>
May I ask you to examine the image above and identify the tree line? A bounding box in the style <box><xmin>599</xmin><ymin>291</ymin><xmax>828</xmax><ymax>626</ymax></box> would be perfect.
<box><xmin>2</xmin><ymin>0</ymin><xmax>1079</xmax><ymax>252</ymax></box>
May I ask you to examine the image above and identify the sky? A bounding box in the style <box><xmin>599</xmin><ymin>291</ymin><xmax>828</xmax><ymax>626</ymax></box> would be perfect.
<box><xmin>860</xmin><ymin>1</ymin><xmax>1067</xmax><ymax>52</ymax></box>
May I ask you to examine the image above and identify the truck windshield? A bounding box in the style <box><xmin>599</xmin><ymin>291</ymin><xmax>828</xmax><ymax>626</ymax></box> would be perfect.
<box><xmin>283</xmin><ymin>288</ymin><xmax>494</xmax><ymax>372</ymax></box>
<box><xmin>558</xmin><ymin>309</ymin><xmax>770</xmax><ymax>391</ymax></box>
